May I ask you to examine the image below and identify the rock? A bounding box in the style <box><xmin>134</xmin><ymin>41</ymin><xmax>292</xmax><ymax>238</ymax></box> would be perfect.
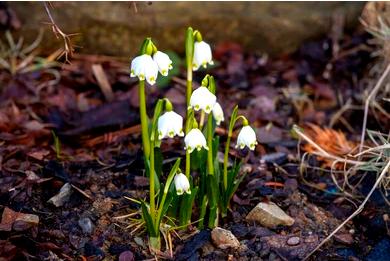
<box><xmin>8</xmin><ymin>2</ymin><xmax>364</xmax><ymax>57</ymax></box>
<box><xmin>78</xmin><ymin>217</ymin><xmax>94</xmax><ymax>235</ymax></box>
<box><xmin>246</xmin><ymin>201</ymin><xmax>295</xmax><ymax>228</ymax></box>
<box><xmin>211</xmin><ymin>227</ymin><xmax>240</xmax><ymax>249</ymax></box>
<box><xmin>119</xmin><ymin>251</ymin><xmax>134</xmax><ymax>261</ymax></box>
<box><xmin>12</xmin><ymin>213</ymin><xmax>39</xmax><ymax>231</ymax></box>
<box><xmin>48</xmin><ymin>183</ymin><xmax>73</xmax><ymax>207</ymax></box>
<box><xmin>0</xmin><ymin>207</ymin><xmax>39</xmax><ymax>232</ymax></box>
<box><xmin>286</xmin><ymin>236</ymin><xmax>300</xmax><ymax>246</ymax></box>
<box><xmin>133</xmin><ymin>237</ymin><xmax>146</xmax><ymax>248</ymax></box>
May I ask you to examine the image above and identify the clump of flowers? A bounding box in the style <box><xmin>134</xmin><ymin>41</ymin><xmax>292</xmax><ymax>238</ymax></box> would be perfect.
<box><xmin>129</xmin><ymin>28</ymin><xmax>258</xmax><ymax>254</ymax></box>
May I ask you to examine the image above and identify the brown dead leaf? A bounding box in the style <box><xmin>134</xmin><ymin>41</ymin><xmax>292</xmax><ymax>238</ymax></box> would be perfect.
<box><xmin>302</xmin><ymin>124</ymin><xmax>357</xmax><ymax>168</ymax></box>
<box><xmin>27</xmin><ymin>149</ymin><xmax>50</xmax><ymax>161</ymax></box>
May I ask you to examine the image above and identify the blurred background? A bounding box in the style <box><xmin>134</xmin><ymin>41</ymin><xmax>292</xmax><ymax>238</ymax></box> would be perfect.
<box><xmin>4</xmin><ymin>2</ymin><xmax>365</xmax><ymax>57</ymax></box>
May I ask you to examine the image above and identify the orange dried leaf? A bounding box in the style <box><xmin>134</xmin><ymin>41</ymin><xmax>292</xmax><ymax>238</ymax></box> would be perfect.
<box><xmin>302</xmin><ymin>124</ymin><xmax>357</xmax><ymax>168</ymax></box>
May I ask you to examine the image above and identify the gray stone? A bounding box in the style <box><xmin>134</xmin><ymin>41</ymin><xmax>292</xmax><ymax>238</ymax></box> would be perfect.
<box><xmin>286</xmin><ymin>236</ymin><xmax>300</xmax><ymax>246</ymax></box>
<box><xmin>246</xmin><ymin>201</ymin><xmax>295</xmax><ymax>228</ymax></box>
<box><xmin>48</xmin><ymin>183</ymin><xmax>73</xmax><ymax>207</ymax></box>
<box><xmin>8</xmin><ymin>2</ymin><xmax>364</xmax><ymax>57</ymax></box>
<box><xmin>78</xmin><ymin>217</ymin><xmax>94</xmax><ymax>235</ymax></box>
<box><xmin>211</xmin><ymin>227</ymin><xmax>240</xmax><ymax>249</ymax></box>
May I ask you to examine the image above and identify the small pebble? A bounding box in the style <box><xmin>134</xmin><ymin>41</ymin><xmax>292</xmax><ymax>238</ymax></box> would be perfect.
<box><xmin>287</xmin><ymin>236</ymin><xmax>300</xmax><ymax>246</ymax></box>
<box><xmin>78</xmin><ymin>217</ymin><xmax>94</xmax><ymax>235</ymax></box>
<box><xmin>119</xmin><ymin>251</ymin><xmax>134</xmax><ymax>261</ymax></box>
<box><xmin>48</xmin><ymin>183</ymin><xmax>73</xmax><ymax>207</ymax></box>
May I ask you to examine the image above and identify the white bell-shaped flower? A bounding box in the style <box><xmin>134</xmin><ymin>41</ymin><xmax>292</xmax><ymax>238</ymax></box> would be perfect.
<box><xmin>236</xmin><ymin>125</ymin><xmax>258</xmax><ymax>151</ymax></box>
<box><xmin>189</xmin><ymin>86</ymin><xmax>216</xmax><ymax>114</ymax></box>
<box><xmin>212</xmin><ymin>102</ymin><xmax>224</xmax><ymax>126</ymax></box>
<box><xmin>153</xmin><ymin>51</ymin><xmax>173</xmax><ymax>76</ymax></box>
<box><xmin>193</xmin><ymin>41</ymin><xmax>213</xmax><ymax>71</ymax></box>
<box><xmin>174</xmin><ymin>173</ymin><xmax>191</xmax><ymax>195</ymax></box>
<box><xmin>184</xmin><ymin>128</ymin><xmax>209</xmax><ymax>153</ymax></box>
<box><xmin>130</xmin><ymin>54</ymin><xmax>158</xmax><ymax>85</ymax></box>
<box><xmin>157</xmin><ymin>111</ymin><xmax>184</xmax><ymax>139</ymax></box>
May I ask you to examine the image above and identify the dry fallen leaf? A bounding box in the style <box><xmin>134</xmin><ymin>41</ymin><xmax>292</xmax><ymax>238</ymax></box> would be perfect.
<box><xmin>302</xmin><ymin>124</ymin><xmax>357</xmax><ymax>168</ymax></box>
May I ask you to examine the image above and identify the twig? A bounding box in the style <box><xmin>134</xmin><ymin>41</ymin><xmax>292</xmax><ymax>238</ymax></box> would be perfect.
<box><xmin>359</xmin><ymin>64</ymin><xmax>390</xmax><ymax>156</ymax></box>
<box><xmin>303</xmin><ymin>159</ymin><xmax>390</xmax><ymax>260</ymax></box>
<box><xmin>43</xmin><ymin>2</ymin><xmax>78</xmax><ymax>63</ymax></box>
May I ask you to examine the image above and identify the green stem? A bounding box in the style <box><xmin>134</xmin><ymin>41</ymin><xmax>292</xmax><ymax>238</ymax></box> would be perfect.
<box><xmin>186</xmin><ymin>68</ymin><xmax>192</xmax><ymax>108</ymax></box>
<box><xmin>207</xmin><ymin>114</ymin><xmax>214</xmax><ymax>175</ymax></box>
<box><xmin>185</xmin><ymin>151</ymin><xmax>191</xmax><ymax>179</ymax></box>
<box><xmin>223</xmin><ymin>134</ymin><xmax>232</xmax><ymax>190</ymax></box>
<box><xmin>139</xmin><ymin>80</ymin><xmax>150</xmax><ymax>158</ymax></box>
<box><xmin>223</xmin><ymin>112</ymin><xmax>247</xmax><ymax>191</ymax></box>
<box><xmin>199</xmin><ymin>111</ymin><xmax>205</xmax><ymax>130</ymax></box>
<box><xmin>149</xmin><ymin>139</ymin><xmax>155</xmax><ymax>222</ymax></box>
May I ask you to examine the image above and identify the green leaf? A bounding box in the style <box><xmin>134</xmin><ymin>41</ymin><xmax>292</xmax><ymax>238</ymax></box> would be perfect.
<box><xmin>141</xmin><ymin>200</ymin><xmax>157</xmax><ymax>237</ymax></box>
<box><xmin>155</xmin><ymin>158</ymin><xmax>181</xmax><ymax>227</ymax></box>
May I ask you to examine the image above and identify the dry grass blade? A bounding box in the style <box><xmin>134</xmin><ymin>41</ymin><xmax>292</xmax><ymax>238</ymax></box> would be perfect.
<box><xmin>358</xmin><ymin>64</ymin><xmax>390</xmax><ymax>156</ymax></box>
<box><xmin>304</xmin><ymin>160</ymin><xmax>390</xmax><ymax>260</ymax></box>
<box><xmin>44</xmin><ymin>2</ymin><xmax>78</xmax><ymax>63</ymax></box>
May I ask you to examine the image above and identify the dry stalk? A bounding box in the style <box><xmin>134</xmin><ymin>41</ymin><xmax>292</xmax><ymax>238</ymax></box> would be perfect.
<box><xmin>43</xmin><ymin>2</ymin><xmax>78</xmax><ymax>63</ymax></box>
<box><xmin>358</xmin><ymin>63</ymin><xmax>390</xmax><ymax>156</ymax></box>
<box><xmin>303</xmin><ymin>159</ymin><xmax>390</xmax><ymax>260</ymax></box>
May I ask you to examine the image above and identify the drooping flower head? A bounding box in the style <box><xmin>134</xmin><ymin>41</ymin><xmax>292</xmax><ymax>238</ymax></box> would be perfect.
<box><xmin>174</xmin><ymin>173</ymin><xmax>191</xmax><ymax>195</ymax></box>
<box><xmin>130</xmin><ymin>54</ymin><xmax>158</xmax><ymax>85</ymax></box>
<box><xmin>153</xmin><ymin>51</ymin><xmax>173</xmax><ymax>76</ymax></box>
<box><xmin>189</xmin><ymin>86</ymin><xmax>216</xmax><ymax>114</ymax></box>
<box><xmin>236</xmin><ymin>125</ymin><xmax>258</xmax><ymax>151</ymax></box>
<box><xmin>212</xmin><ymin>102</ymin><xmax>224</xmax><ymax>125</ymax></box>
<box><xmin>193</xmin><ymin>41</ymin><xmax>213</xmax><ymax>71</ymax></box>
<box><xmin>157</xmin><ymin>111</ymin><xmax>184</xmax><ymax>139</ymax></box>
<box><xmin>130</xmin><ymin>39</ymin><xmax>173</xmax><ymax>85</ymax></box>
<box><xmin>184</xmin><ymin>128</ymin><xmax>209</xmax><ymax>153</ymax></box>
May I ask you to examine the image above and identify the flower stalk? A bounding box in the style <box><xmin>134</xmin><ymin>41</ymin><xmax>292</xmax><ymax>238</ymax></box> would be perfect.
<box><xmin>185</xmin><ymin>27</ymin><xmax>194</xmax><ymax>106</ymax></box>
<box><xmin>139</xmin><ymin>80</ymin><xmax>150</xmax><ymax>159</ymax></box>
